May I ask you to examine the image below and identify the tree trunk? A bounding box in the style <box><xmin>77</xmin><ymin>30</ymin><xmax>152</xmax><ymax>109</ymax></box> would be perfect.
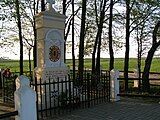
<box><xmin>63</xmin><ymin>0</ymin><xmax>67</xmax><ymax>63</ymax></box>
<box><xmin>28</xmin><ymin>48</ymin><xmax>32</xmax><ymax>80</ymax></box>
<box><xmin>96</xmin><ymin>34</ymin><xmax>101</xmax><ymax>78</ymax></box>
<box><xmin>41</xmin><ymin>0</ymin><xmax>45</xmax><ymax>11</ymax></box>
<box><xmin>63</xmin><ymin>0</ymin><xmax>66</xmax><ymax>15</ymax></box>
<box><xmin>94</xmin><ymin>0</ymin><xmax>107</xmax><ymax>77</ymax></box>
<box><xmin>33</xmin><ymin>0</ymin><xmax>37</xmax><ymax>68</ymax></box>
<box><xmin>92</xmin><ymin>0</ymin><xmax>100</xmax><ymax>76</ymax></box>
<box><xmin>92</xmin><ymin>31</ymin><xmax>99</xmax><ymax>75</ymax></box>
<box><xmin>109</xmin><ymin>0</ymin><xmax>114</xmax><ymax>71</ymax></box>
<box><xmin>142</xmin><ymin>45</ymin><xmax>159</xmax><ymax>92</ymax></box>
<box><xmin>33</xmin><ymin>21</ymin><xmax>37</xmax><ymax>68</ymax></box>
<box><xmin>136</xmin><ymin>24</ymin><xmax>144</xmax><ymax>92</ymax></box>
<box><xmin>78</xmin><ymin>0</ymin><xmax>87</xmax><ymax>85</ymax></box>
<box><xmin>15</xmin><ymin>0</ymin><xmax>23</xmax><ymax>75</ymax></box>
<box><xmin>142</xmin><ymin>21</ymin><xmax>160</xmax><ymax>92</ymax></box>
<box><xmin>124</xmin><ymin>0</ymin><xmax>130</xmax><ymax>91</ymax></box>
<box><xmin>72</xmin><ymin>0</ymin><xmax>76</xmax><ymax>81</ymax></box>
<box><xmin>137</xmin><ymin>39</ymin><xmax>142</xmax><ymax>92</ymax></box>
<box><xmin>95</xmin><ymin>18</ymin><xmax>104</xmax><ymax>77</ymax></box>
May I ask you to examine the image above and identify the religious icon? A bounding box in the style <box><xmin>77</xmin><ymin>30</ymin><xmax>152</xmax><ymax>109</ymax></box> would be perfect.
<box><xmin>49</xmin><ymin>45</ymin><xmax>61</xmax><ymax>62</ymax></box>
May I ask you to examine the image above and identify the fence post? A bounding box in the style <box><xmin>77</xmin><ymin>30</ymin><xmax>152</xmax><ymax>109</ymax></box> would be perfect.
<box><xmin>110</xmin><ymin>69</ymin><xmax>120</xmax><ymax>102</ymax></box>
<box><xmin>133</xmin><ymin>69</ymin><xmax>139</xmax><ymax>87</ymax></box>
<box><xmin>14</xmin><ymin>75</ymin><xmax>37</xmax><ymax>120</ymax></box>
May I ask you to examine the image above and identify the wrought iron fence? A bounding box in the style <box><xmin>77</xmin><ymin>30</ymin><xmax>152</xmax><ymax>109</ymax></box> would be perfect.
<box><xmin>0</xmin><ymin>69</ymin><xmax>110</xmax><ymax>119</ymax></box>
<box><xmin>30</xmin><ymin>71</ymin><xmax>110</xmax><ymax>119</ymax></box>
<box><xmin>0</xmin><ymin>111</ymin><xmax>18</xmax><ymax>120</ymax></box>
<box><xmin>1</xmin><ymin>75</ymin><xmax>17</xmax><ymax>103</ymax></box>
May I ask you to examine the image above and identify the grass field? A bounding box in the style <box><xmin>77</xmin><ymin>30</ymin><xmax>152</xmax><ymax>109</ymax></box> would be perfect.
<box><xmin>0</xmin><ymin>58</ymin><xmax>160</xmax><ymax>73</ymax></box>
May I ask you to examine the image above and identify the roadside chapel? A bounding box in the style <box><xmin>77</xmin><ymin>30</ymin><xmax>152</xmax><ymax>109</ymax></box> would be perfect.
<box><xmin>34</xmin><ymin>0</ymin><xmax>68</xmax><ymax>82</ymax></box>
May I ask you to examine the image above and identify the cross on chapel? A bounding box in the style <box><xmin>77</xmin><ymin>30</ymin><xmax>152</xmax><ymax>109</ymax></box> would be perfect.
<box><xmin>46</xmin><ymin>0</ymin><xmax>55</xmax><ymax>10</ymax></box>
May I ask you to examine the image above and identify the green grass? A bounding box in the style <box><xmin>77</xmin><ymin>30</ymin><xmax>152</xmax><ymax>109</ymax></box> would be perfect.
<box><xmin>0</xmin><ymin>58</ymin><xmax>160</xmax><ymax>73</ymax></box>
<box><xmin>0</xmin><ymin>60</ymin><xmax>32</xmax><ymax>72</ymax></box>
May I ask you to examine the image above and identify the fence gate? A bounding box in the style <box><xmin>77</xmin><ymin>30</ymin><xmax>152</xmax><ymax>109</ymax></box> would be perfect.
<box><xmin>32</xmin><ymin>71</ymin><xmax>110</xmax><ymax>119</ymax></box>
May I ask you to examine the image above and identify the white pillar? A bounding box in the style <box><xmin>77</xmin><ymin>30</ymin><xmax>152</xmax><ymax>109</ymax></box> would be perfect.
<box><xmin>14</xmin><ymin>75</ymin><xmax>37</xmax><ymax>120</ymax></box>
<box><xmin>133</xmin><ymin>69</ymin><xmax>139</xmax><ymax>87</ymax></box>
<box><xmin>110</xmin><ymin>69</ymin><xmax>120</xmax><ymax>102</ymax></box>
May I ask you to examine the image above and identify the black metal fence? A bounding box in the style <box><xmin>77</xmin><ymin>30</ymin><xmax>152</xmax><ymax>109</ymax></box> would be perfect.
<box><xmin>1</xmin><ymin>69</ymin><xmax>160</xmax><ymax>119</ymax></box>
<box><xmin>0</xmin><ymin>111</ymin><xmax>18</xmax><ymax>120</ymax></box>
<box><xmin>1</xmin><ymin>75</ymin><xmax>17</xmax><ymax>103</ymax></box>
<box><xmin>30</xmin><ymin>71</ymin><xmax>110</xmax><ymax>119</ymax></box>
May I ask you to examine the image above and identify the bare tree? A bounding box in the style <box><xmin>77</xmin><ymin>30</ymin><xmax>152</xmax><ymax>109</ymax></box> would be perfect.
<box><xmin>92</xmin><ymin>0</ymin><xmax>108</xmax><ymax>77</ymax></box>
<box><xmin>142</xmin><ymin>21</ymin><xmax>160</xmax><ymax>92</ymax></box>
<box><xmin>78</xmin><ymin>0</ymin><xmax>87</xmax><ymax>85</ymax></box>
<box><xmin>71</xmin><ymin>0</ymin><xmax>76</xmax><ymax>81</ymax></box>
<box><xmin>15</xmin><ymin>0</ymin><xmax>23</xmax><ymax>75</ymax></box>
<box><xmin>109</xmin><ymin>0</ymin><xmax>114</xmax><ymax>71</ymax></box>
<box><xmin>124</xmin><ymin>0</ymin><xmax>131</xmax><ymax>91</ymax></box>
<box><xmin>95</xmin><ymin>0</ymin><xmax>107</xmax><ymax>77</ymax></box>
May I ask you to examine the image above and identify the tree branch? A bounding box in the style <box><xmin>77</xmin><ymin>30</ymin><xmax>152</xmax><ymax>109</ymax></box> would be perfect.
<box><xmin>152</xmin><ymin>21</ymin><xmax>160</xmax><ymax>44</ymax></box>
<box><xmin>94</xmin><ymin>0</ymin><xmax>99</xmax><ymax>26</ymax></box>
